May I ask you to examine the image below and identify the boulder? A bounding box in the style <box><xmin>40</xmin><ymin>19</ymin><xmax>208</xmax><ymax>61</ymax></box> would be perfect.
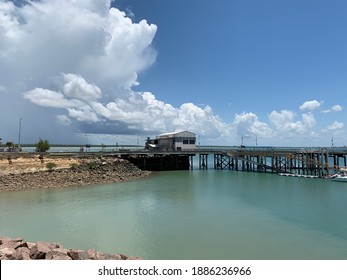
<box><xmin>46</xmin><ymin>248</ymin><xmax>72</xmax><ymax>260</ymax></box>
<box><xmin>0</xmin><ymin>247</ymin><xmax>17</xmax><ymax>260</ymax></box>
<box><xmin>68</xmin><ymin>249</ymin><xmax>91</xmax><ymax>260</ymax></box>
<box><xmin>0</xmin><ymin>237</ymin><xmax>141</xmax><ymax>260</ymax></box>
<box><xmin>13</xmin><ymin>247</ymin><xmax>31</xmax><ymax>260</ymax></box>
<box><xmin>29</xmin><ymin>241</ymin><xmax>53</xmax><ymax>259</ymax></box>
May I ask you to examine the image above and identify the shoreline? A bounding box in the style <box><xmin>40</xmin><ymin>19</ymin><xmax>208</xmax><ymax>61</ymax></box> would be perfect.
<box><xmin>0</xmin><ymin>155</ymin><xmax>152</xmax><ymax>192</ymax></box>
<box><xmin>0</xmin><ymin>236</ymin><xmax>141</xmax><ymax>260</ymax></box>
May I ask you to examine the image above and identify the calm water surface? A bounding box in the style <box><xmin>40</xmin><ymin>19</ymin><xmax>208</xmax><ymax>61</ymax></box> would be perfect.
<box><xmin>1</xmin><ymin>170</ymin><xmax>347</xmax><ymax>259</ymax></box>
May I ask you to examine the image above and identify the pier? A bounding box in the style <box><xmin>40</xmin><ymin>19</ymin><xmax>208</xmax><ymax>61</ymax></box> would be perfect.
<box><xmin>115</xmin><ymin>147</ymin><xmax>347</xmax><ymax>176</ymax></box>
<box><xmin>212</xmin><ymin>148</ymin><xmax>331</xmax><ymax>177</ymax></box>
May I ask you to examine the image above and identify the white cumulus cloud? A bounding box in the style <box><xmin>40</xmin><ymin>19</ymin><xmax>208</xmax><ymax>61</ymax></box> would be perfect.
<box><xmin>331</xmin><ymin>105</ymin><xmax>343</xmax><ymax>112</ymax></box>
<box><xmin>233</xmin><ymin>112</ymin><xmax>273</xmax><ymax>139</ymax></box>
<box><xmin>321</xmin><ymin>121</ymin><xmax>345</xmax><ymax>138</ymax></box>
<box><xmin>62</xmin><ymin>74</ymin><xmax>102</xmax><ymax>102</ymax></box>
<box><xmin>23</xmin><ymin>88</ymin><xmax>72</xmax><ymax>108</ymax></box>
<box><xmin>23</xmin><ymin>72</ymin><xmax>231</xmax><ymax>137</ymax></box>
<box><xmin>0</xmin><ymin>0</ymin><xmax>157</xmax><ymax>90</ymax></box>
<box><xmin>322</xmin><ymin>104</ymin><xmax>343</xmax><ymax>113</ymax></box>
<box><xmin>326</xmin><ymin>121</ymin><xmax>344</xmax><ymax>131</ymax></box>
<box><xmin>268</xmin><ymin>110</ymin><xmax>316</xmax><ymax>137</ymax></box>
<box><xmin>299</xmin><ymin>100</ymin><xmax>323</xmax><ymax>111</ymax></box>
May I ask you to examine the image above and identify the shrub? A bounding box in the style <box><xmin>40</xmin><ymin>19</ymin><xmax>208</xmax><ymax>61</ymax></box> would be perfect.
<box><xmin>70</xmin><ymin>163</ymin><xmax>79</xmax><ymax>170</ymax></box>
<box><xmin>46</xmin><ymin>162</ymin><xmax>57</xmax><ymax>171</ymax></box>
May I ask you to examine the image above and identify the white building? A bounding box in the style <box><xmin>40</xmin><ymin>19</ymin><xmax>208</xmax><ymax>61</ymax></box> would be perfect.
<box><xmin>146</xmin><ymin>130</ymin><xmax>196</xmax><ymax>151</ymax></box>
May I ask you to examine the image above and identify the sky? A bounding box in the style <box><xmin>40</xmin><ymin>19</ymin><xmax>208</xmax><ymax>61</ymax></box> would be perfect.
<box><xmin>0</xmin><ymin>0</ymin><xmax>346</xmax><ymax>146</ymax></box>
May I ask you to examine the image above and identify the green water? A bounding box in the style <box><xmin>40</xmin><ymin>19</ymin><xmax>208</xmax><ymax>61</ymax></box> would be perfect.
<box><xmin>1</xmin><ymin>170</ymin><xmax>347</xmax><ymax>259</ymax></box>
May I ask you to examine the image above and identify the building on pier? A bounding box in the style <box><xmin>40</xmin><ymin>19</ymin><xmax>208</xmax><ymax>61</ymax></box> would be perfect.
<box><xmin>145</xmin><ymin>130</ymin><xmax>196</xmax><ymax>152</ymax></box>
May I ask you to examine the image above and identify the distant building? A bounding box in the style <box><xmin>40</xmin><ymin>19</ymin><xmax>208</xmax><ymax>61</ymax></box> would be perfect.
<box><xmin>145</xmin><ymin>130</ymin><xmax>196</xmax><ymax>151</ymax></box>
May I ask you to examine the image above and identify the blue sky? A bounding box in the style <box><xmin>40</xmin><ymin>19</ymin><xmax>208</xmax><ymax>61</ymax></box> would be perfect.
<box><xmin>0</xmin><ymin>0</ymin><xmax>346</xmax><ymax>146</ymax></box>
<box><xmin>114</xmin><ymin>0</ymin><xmax>347</xmax><ymax>145</ymax></box>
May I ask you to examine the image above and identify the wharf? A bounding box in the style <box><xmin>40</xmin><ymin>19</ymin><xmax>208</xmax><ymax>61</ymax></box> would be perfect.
<box><xmin>75</xmin><ymin>147</ymin><xmax>347</xmax><ymax>176</ymax></box>
<box><xmin>116</xmin><ymin>147</ymin><xmax>347</xmax><ymax>176</ymax></box>
<box><xmin>200</xmin><ymin>147</ymin><xmax>347</xmax><ymax>177</ymax></box>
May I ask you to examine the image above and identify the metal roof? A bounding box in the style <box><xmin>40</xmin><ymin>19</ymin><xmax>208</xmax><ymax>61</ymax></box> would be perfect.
<box><xmin>157</xmin><ymin>130</ymin><xmax>196</xmax><ymax>138</ymax></box>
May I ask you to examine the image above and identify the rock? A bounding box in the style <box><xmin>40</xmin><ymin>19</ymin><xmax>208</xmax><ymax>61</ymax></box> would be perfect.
<box><xmin>127</xmin><ymin>256</ymin><xmax>143</xmax><ymax>260</ymax></box>
<box><xmin>30</xmin><ymin>241</ymin><xmax>52</xmax><ymax>259</ymax></box>
<box><xmin>46</xmin><ymin>248</ymin><xmax>72</xmax><ymax>260</ymax></box>
<box><xmin>95</xmin><ymin>252</ymin><xmax>122</xmax><ymax>260</ymax></box>
<box><xmin>13</xmin><ymin>247</ymin><xmax>31</xmax><ymax>260</ymax></box>
<box><xmin>119</xmin><ymin>254</ymin><xmax>129</xmax><ymax>260</ymax></box>
<box><xmin>68</xmin><ymin>250</ymin><xmax>90</xmax><ymax>260</ymax></box>
<box><xmin>0</xmin><ymin>236</ymin><xmax>141</xmax><ymax>260</ymax></box>
<box><xmin>26</xmin><ymin>242</ymin><xmax>36</xmax><ymax>250</ymax></box>
<box><xmin>86</xmin><ymin>249</ymin><xmax>98</xmax><ymax>260</ymax></box>
<box><xmin>0</xmin><ymin>248</ymin><xmax>17</xmax><ymax>260</ymax></box>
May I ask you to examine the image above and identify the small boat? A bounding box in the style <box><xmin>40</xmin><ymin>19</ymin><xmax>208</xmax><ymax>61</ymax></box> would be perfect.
<box><xmin>331</xmin><ymin>168</ymin><xmax>347</xmax><ymax>183</ymax></box>
<box><xmin>278</xmin><ymin>173</ymin><xmax>318</xmax><ymax>179</ymax></box>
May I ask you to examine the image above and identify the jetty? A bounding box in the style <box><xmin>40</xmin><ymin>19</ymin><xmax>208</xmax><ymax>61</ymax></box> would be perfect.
<box><xmin>74</xmin><ymin>147</ymin><xmax>347</xmax><ymax>176</ymax></box>
<box><xmin>116</xmin><ymin>147</ymin><xmax>347</xmax><ymax>177</ymax></box>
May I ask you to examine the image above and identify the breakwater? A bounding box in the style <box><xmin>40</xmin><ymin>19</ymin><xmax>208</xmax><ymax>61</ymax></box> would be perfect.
<box><xmin>0</xmin><ymin>236</ymin><xmax>141</xmax><ymax>260</ymax></box>
<box><xmin>0</xmin><ymin>155</ymin><xmax>151</xmax><ymax>192</ymax></box>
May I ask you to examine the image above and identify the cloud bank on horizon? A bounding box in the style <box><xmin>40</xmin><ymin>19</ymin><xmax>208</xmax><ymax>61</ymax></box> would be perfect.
<box><xmin>0</xmin><ymin>0</ymin><xmax>345</xmax><ymax>146</ymax></box>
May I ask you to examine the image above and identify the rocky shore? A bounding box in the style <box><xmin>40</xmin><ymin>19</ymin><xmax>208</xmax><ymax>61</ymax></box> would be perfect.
<box><xmin>0</xmin><ymin>236</ymin><xmax>141</xmax><ymax>260</ymax></box>
<box><xmin>0</xmin><ymin>155</ymin><xmax>151</xmax><ymax>192</ymax></box>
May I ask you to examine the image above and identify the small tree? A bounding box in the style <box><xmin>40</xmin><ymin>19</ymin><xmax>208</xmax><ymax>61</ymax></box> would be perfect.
<box><xmin>6</xmin><ymin>141</ymin><xmax>14</xmax><ymax>152</ymax></box>
<box><xmin>36</xmin><ymin>139</ymin><xmax>50</xmax><ymax>152</ymax></box>
<box><xmin>6</xmin><ymin>141</ymin><xmax>14</xmax><ymax>148</ymax></box>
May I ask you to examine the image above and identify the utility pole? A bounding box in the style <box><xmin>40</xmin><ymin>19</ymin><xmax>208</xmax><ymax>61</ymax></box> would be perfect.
<box><xmin>18</xmin><ymin>117</ymin><xmax>23</xmax><ymax>148</ymax></box>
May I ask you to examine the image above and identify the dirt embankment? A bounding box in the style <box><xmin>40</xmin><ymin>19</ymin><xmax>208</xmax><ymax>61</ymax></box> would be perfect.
<box><xmin>0</xmin><ymin>154</ymin><xmax>151</xmax><ymax>192</ymax></box>
<box><xmin>0</xmin><ymin>154</ymin><xmax>80</xmax><ymax>176</ymax></box>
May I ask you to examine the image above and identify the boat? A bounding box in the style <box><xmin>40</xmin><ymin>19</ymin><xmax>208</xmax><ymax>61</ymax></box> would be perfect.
<box><xmin>331</xmin><ymin>168</ymin><xmax>347</xmax><ymax>183</ymax></box>
<box><xmin>278</xmin><ymin>172</ymin><xmax>318</xmax><ymax>179</ymax></box>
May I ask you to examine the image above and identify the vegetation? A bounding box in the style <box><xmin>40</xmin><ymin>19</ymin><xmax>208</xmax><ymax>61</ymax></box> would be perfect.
<box><xmin>4</xmin><ymin>141</ymin><xmax>21</xmax><ymax>152</ymax></box>
<box><xmin>46</xmin><ymin>162</ymin><xmax>57</xmax><ymax>171</ymax></box>
<box><xmin>6</xmin><ymin>142</ymin><xmax>14</xmax><ymax>149</ymax></box>
<box><xmin>70</xmin><ymin>163</ymin><xmax>79</xmax><ymax>170</ymax></box>
<box><xmin>36</xmin><ymin>139</ymin><xmax>50</xmax><ymax>152</ymax></box>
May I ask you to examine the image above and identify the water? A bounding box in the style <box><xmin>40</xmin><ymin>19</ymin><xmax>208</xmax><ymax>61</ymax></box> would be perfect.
<box><xmin>1</xmin><ymin>170</ymin><xmax>347</xmax><ymax>259</ymax></box>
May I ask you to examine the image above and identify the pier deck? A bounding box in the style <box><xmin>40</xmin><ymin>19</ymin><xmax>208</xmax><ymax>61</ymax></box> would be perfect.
<box><xmin>91</xmin><ymin>147</ymin><xmax>347</xmax><ymax>176</ymax></box>
<box><xmin>120</xmin><ymin>147</ymin><xmax>347</xmax><ymax>176</ymax></box>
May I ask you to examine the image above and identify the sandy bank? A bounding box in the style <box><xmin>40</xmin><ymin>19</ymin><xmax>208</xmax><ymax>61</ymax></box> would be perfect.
<box><xmin>0</xmin><ymin>154</ymin><xmax>151</xmax><ymax>192</ymax></box>
<box><xmin>0</xmin><ymin>154</ymin><xmax>81</xmax><ymax>176</ymax></box>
